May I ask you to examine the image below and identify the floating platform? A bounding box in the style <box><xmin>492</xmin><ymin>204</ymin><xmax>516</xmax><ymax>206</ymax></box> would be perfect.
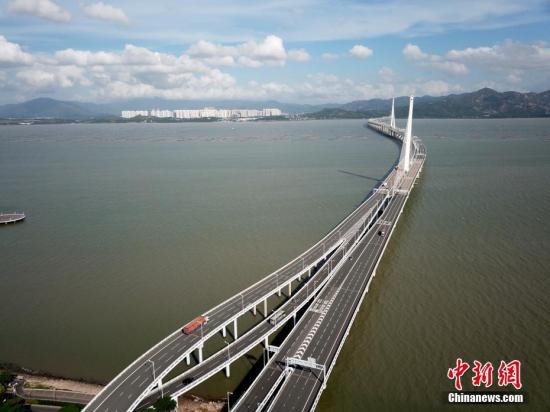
<box><xmin>0</xmin><ymin>212</ymin><xmax>26</xmax><ymax>224</ymax></box>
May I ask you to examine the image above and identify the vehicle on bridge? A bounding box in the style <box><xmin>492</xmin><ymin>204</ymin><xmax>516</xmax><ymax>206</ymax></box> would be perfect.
<box><xmin>182</xmin><ymin>315</ymin><xmax>209</xmax><ymax>334</ymax></box>
<box><xmin>269</xmin><ymin>310</ymin><xmax>285</xmax><ymax>326</ymax></box>
<box><xmin>378</xmin><ymin>230</ymin><xmax>386</xmax><ymax>237</ymax></box>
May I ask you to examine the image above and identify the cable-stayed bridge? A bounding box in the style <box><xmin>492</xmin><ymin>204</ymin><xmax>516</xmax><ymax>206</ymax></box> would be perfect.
<box><xmin>83</xmin><ymin>96</ymin><xmax>425</xmax><ymax>412</ymax></box>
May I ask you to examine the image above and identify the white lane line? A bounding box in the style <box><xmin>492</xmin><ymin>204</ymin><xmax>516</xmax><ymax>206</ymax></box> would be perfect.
<box><xmin>129</xmin><ymin>375</ymin><xmax>142</xmax><ymax>385</ymax></box>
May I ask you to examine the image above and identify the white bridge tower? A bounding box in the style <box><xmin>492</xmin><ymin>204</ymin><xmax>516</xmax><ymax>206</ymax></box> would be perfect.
<box><xmin>399</xmin><ymin>96</ymin><xmax>414</xmax><ymax>173</ymax></box>
<box><xmin>390</xmin><ymin>97</ymin><xmax>396</xmax><ymax>128</ymax></box>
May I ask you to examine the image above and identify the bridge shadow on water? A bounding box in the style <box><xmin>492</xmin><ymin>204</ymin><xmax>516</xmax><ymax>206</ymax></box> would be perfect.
<box><xmin>337</xmin><ymin>169</ymin><xmax>382</xmax><ymax>182</ymax></box>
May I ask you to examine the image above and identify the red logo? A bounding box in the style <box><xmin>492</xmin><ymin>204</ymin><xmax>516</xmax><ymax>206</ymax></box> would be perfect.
<box><xmin>447</xmin><ymin>359</ymin><xmax>522</xmax><ymax>390</ymax></box>
<box><xmin>498</xmin><ymin>360</ymin><xmax>522</xmax><ymax>390</ymax></box>
<box><xmin>447</xmin><ymin>358</ymin><xmax>470</xmax><ymax>391</ymax></box>
<box><xmin>472</xmin><ymin>361</ymin><xmax>493</xmax><ymax>388</ymax></box>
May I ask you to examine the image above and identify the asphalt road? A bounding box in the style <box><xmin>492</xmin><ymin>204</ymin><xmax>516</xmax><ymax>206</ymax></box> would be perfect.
<box><xmin>84</xmin><ymin>138</ymin><xmax>401</xmax><ymax>412</ymax></box>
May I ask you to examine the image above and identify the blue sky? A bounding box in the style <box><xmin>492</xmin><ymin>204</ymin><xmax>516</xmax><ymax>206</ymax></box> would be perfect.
<box><xmin>0</xmin><ymin>0</ymin><xmax>549</xmax><ymax>104</ymax></box>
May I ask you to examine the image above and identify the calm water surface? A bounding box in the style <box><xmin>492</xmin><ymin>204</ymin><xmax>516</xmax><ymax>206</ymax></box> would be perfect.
<box><xmin>1</xmin><ymin>119</ymin><xmax>549</xmax><ymax>411</ymax></box>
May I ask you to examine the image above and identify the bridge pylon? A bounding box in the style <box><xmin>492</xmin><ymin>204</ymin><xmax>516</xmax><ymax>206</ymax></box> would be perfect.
<box><xmin>399</xmin><ymin>96</ymin><xmax>414</xmax><ymax>173</ymax></box>
<box><xmin>390</xmin><ymin>97</ymin><xmax>396</xmax><ymax>128</ymax></box>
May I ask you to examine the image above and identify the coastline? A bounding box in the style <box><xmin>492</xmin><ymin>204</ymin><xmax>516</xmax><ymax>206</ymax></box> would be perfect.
<box><xmin>16</xmin><ymin>372</ymin><xmax>102</xmax><ymax>396</ymax></box>
<box><xmin>3</xmin><ymin>368</ymin><xmax>223</xmax><ymax>411</ymax></box>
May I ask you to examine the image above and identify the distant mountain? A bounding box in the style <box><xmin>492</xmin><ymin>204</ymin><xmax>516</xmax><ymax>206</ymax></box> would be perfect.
<box><xmin>310</xmin><ymin>88</ymin><xmax>550</xmax><ymax>119</ymax></box>
<box><xmin>2</xmin><ymin>88</ymin><xmax>549</xmax><ymax>120</ymax></box>
<box><xmin>0</xmin><ymin>98</ymin><xmax>116</xmax><ymax>119</ymax></box>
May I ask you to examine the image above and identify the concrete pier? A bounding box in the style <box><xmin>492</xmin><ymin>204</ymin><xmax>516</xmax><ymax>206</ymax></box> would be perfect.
<box><xmin>0</xmin><ymin>212</ymin><xmax>25</xmax><ymax>224</ymax></box>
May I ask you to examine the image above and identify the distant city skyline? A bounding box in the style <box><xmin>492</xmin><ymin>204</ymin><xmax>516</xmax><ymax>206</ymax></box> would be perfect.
<box><xmin>121</xmin><ymin>107</ymin><xmax>282</xmax><ymax>119</ymax></box>
<box><xmin>0</xmin><ymin>0</ymin><xmax>549</xmax><ymax>104</ymax></box>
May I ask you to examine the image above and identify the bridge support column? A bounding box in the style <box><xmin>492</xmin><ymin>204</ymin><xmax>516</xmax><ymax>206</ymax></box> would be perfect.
<box><xmin>263</xmin><ymin>298</ymin><xmax>268</xmax><ymax>318</ymax></box>
<box><xmin>172</xmin><ymin>395</ymin><xmax>179</xmax><ymax>408</ymax></box>
<box><xmin>225</xmin><ymin>364</ymin><xmax>231</xmax><ymax>378</ymax></box>
<box><xmin>293</xmin><ymin>312</ymin><xmax>297</xmax><ymax>324</ymax></box>
<box><xmin>186</xmin><ymin>353</ymin><xmax>191</xmax><ymax>365</ymax></box>
<box><xmin>233</xmin><ymin>318</ymin><xmax>238</xmax><ymax>340</ymax></box>
<box><xmin>198</xmin><ymin>345</ymin><xmax>203</xmax><ymax>363</ymax></box>
<box><xmin>288</xmin><ymin>282</ymin><xmax>292</xmax><ymax>297</ymax></box>
<box><xmin>252</xmin><ymin>305</ymin><xmax>257</xmax><ymax>316</ymax></box>
<box><xmin>278</xmin><ymin>288</ymin><xmax>281</xmax><ymax>297</ymax></box>
<box><xmin>222</xmin><ymin>325</ymin><xmax>227</xmax><ymax>338</ymax></box>
<box><xmin>264</xmin><ymin>337</ymin><xmax>270</xmax><ymax>362</ymax></box>
<box><xmin>157</xmin><ymin>379</ymin><xmax>163</xmax><ymax>391</ymax></box>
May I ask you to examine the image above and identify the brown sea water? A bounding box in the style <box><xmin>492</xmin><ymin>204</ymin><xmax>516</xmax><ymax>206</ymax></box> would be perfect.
<box><xmin>1</xmin><ymin>119</ymin><xmax>549</xmax><ymax>410</ymax></box>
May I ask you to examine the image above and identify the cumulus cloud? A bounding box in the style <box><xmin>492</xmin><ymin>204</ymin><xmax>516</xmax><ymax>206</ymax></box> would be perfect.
<box><xmin>7</xmin><ymin>0</ymin><xmax>70</xmax><ymax>23</ymax></box>
<box><xmin>288</xmin><ymin>48</ymin><xmax>311</xmax><ymax>62</ymax></box>
<box><xmin>83</xmin><ymin>2</ymin><xmax>129</xmax><ymax>25</ymax></box>
<box><xmin>55</xmin><ymin>48</ymin><xmax>121</xmax><ymax>66</ymax></box>
<box><xmin>349</xmin><ymin>45</ymin><xmax>373</xmax><ymax>59</ymax></box>
<box><xmin>1</xmin><ymin>32</ymin><xmax>547</xmax><ymax>104</ymax></box>
<box><xmin>0</xmin><ymin>35</ymin><xmax>33</xmax><ymax>65</ymax></box>
<box><xmin>403</xmin><ymin>43</ymin><xmax>468</xmax><ymax>75</ymax></box>
<box><xmin>16</xmin><ymin>65</ymin><xmax>90</xmax><ymax>89</ymax></box>
<box><xmin>402</xmin><ymin>44</ymin><xmax>427</xmax><ymax>60</ymax></box>
<box><xmin>187</xmin><ymin>35</ymin><xmax>291</xmax><ymax>67</ymax></box>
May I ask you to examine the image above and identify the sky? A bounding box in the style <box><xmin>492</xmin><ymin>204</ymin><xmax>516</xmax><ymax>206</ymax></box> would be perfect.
<box><xmin>0</xmin><ymin>0</ymin><xmax>549</xmax><ymax>104</ymax></box>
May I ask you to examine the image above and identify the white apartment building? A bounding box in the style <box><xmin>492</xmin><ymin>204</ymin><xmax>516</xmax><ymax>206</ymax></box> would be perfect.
<box><xmin>150</xmin><ymin>109</ymin><xmax>174</xmax><ymax>118</ymax></box>
<box><xmin>121</xmin><ymin>110</ymin><xmax>148</xmax><ymax>118</ymax></box>
<box><xmin>262</xmin><ymin>108</ymin><xmax>282</xmax><ymax>117</ymax></box>
<box><xmin>174</xmin><ymin>109</ymin><xmax>200</xmax><ymax>119</ymax></box>
<box><xmin>121</xmin><ymin>107</ymin><xmax>283</xmax><ymax>120</ymax></box>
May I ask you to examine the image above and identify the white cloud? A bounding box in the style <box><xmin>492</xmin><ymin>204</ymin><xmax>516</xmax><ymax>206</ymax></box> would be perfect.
<box><xmin>187</xmin><ymin>35</ymin><xmax>291</xmax><ymax>67</ymax></box>
<box><xmin>83</xmin><ymin>2</ymin><xmax>129</xmax><ymax>25</ymax></box>
<box><xmin>402</xmin><ymin>44</ymin><xmax>427</xmax><ymax>60</ymax></box>
<box><xmin>321</xmin><ymin>53</ymin><xmax>339</xmax><ymax>60</ymax></box>
<box><xmin>403</xmin><ymin>43</ymin><xmax>468</xmax><ymax>75</ymax></box>
<box><xmin>446</xmin><ymin>41</ymin><xmax>550</xmax><ymax>71</ymax></box>
<box><xmin>55</xmin><ymin>49</ymin><xmax>121</xmax><ymax>66</ymax></box>
<box><xmin>7</xmin><ymin>0</ymin><xmax>70</xmax><ymax>23</ymax></box>
<box><xmin>0</xmin><ymin>35</ymin><xmax>33</xmax><ymax>65</ymax></box>
<box><xmin>16</xmin><ymin>65</ymin><xmax>89</xmax><ymax>89</ymax></box>
<box><xmin>288</xmin><ymin>48</ymin><xmax>311</xmax><ymax>62</ymax></box>
<box><xmin>349</xmin><ymin>44</ymin><xmax>373</xmax><ymax>59</ymax></box>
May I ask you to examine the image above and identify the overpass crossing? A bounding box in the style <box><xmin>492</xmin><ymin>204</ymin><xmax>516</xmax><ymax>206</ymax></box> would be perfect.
<box><xmin>83</xmin><ymin>96</ymin><xmax>424</xmax><ymax>412</ymax></box>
